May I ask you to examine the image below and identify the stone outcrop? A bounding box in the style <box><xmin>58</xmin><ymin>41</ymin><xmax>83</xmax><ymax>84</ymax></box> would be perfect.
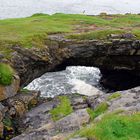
<box><xmin>0</xmin><ymin>88</ymin><xmax>40</xmax><ymax>138</ymax></box>
<box><xmin>11</xmin><ymin>42</ymin><xmax>70</xmax><ymax>87</ymax></box>
<box><xmin>0</xmin><ymin>75</ymin><xmax>20</xmax><ymax>101</ymax></box>
<box><xmin>12</xmin><ymin>109</ymin><xmax>90</xmax><ymax>140</ymax></box>
<box><xmin>1</xmin><ymin>33</ymin><xmax>140</xmax><ymax>139</ymax></box>
<box><xmin>4</xmin><ymin>90</ymin><xmax>40</xmax><ymax>117</ymax></box>
<box><xmin>7</xmin><ymin>34</ymin><xmax>140</xmax><ymax>90</ymax></box>
<box><xmin>10</xmin><ymin>86</ymin><xmax>140</xmax><ymax>140</ymax></box>
<box><xmin>87</xmin><ymin>86</ymin><xmax>140</xmax><ymax>113</ymax></box>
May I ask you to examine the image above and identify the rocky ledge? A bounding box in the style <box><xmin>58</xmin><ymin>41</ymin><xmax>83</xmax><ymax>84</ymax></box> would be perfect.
<box><xmin>10</xmin><ymin>86</ymin><xmax>140</xmax><ymax>140</ymax></box>
<box><xmin>0</xmin><ymin>33</ymin><xmax>140</xmax><ymax>139</ymax></box>
<box><xmin>3</xmin><ymin>33</ymin><xmax>139</xmax><ymax>90</ymax></box>
<box><xmin>0</xmin><ymin>65</ymin><xmax>140</xmax><ymax>139</ymax></box>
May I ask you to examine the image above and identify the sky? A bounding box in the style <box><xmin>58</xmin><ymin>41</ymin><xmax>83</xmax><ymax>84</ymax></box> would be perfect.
<box><xmin>0</xmin><ymin>0</ymin><xmax>140</xmax><ymax>19</ymax></box>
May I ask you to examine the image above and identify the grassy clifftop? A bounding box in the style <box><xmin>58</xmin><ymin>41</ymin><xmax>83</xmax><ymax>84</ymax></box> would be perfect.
<box><xmin>0</xmin><ymin>13</ymin><xmax>140</xmax><ymax>57</ymax></box>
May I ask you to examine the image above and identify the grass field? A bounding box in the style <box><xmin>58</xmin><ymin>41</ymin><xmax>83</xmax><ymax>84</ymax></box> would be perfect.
<box><xmin>0</xmin><ymin>13</ymin><xmax>140</xmax><ymax>57</ymax></box>
<box><xmin>70</xmin><ymin>112</ymin><xmax>140</xmax><ymax>140</ymax></box>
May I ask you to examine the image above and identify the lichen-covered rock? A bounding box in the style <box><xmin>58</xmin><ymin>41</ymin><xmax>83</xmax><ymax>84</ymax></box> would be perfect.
<box><xmin>5</xmin><ymin>90</ymin><xmax>40</xmax><ymax>117</ymax></box>
<box><xmin>0</xmin><ymin>75</ymin><xmax>20</xmax><ymax>101</ymax></box>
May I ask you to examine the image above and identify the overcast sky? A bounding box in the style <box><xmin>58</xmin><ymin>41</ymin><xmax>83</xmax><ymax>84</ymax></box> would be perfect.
<box><xmin>0</xmin><ymin>0</ymin><xmax>140</xmax><ymax>19</ymax></box>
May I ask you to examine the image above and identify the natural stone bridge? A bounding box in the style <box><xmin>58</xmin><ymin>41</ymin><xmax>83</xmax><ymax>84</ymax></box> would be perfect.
<box><xmin>9</xmin><ymin>35</ymin><xmax>140</xmax><ymax>90</ymax></box>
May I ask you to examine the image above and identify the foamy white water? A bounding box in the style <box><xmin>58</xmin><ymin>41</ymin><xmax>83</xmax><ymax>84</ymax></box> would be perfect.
<box><xmin>26</xmin><ymin>66</ymin><xmax>101</xmax><ymax>97</ymax></box>
<box><xmin>0</xmin><ymin>0</ymin><xmax>140</xmax><ymax>19</ymax></box>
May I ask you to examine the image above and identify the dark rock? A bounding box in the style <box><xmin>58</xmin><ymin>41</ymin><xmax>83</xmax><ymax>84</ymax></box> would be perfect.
<box><xmin>100</xmin><ymin>70</ymin><xmax>140</xmax><ymax>91</ymax></box>
<box><xmin>122</xmin><ymin>33</ymin><xmax>136</xmax><ymax>39</ymax></box>
<box><xmin>5</xmin><ymin>35</ymin><xmax>140</xmax><ymax>90</ymax></box>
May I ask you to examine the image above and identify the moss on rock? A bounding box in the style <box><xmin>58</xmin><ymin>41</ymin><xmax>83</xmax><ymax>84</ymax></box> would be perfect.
<box><xmin>71</xmin><ymin>112</ymin><xmax>140</xmax><ymax>140</ymax></box>
<box><xmin>0</xmin><ymin>63</ymin><xmax>14</xmax><ymax>85</ymax></box>
<box><xmin>50</xmin><ymin>96</ymin><xmax>73</xmax><ymax>121</ymax></box>
<box><xmin>107</xmin><ymin>92</ymin><xmax>121</xmax><ymax>101</ymax></box>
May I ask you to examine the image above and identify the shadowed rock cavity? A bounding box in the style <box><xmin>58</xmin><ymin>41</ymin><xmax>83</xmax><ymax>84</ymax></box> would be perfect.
<box><xmin>100</xmin><ymin>69</ymin><xmax>140</xmax><ymax>91</ymax></box>
<box><xmin>11</xmin><ymin>36</ymin><xmax>140</xmax><ymax>91</ymax></box>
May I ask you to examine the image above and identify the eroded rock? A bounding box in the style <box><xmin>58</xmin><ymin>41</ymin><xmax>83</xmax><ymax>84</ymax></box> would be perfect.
<box><xmin>0</xmin><ymin>75</ymin><xmax>20</xmax><ymax>101</ymax></box>
<box><xmin>4</xmin><ymin>90</ymin><xmax>40</xmax><ymax>117</ymax></box>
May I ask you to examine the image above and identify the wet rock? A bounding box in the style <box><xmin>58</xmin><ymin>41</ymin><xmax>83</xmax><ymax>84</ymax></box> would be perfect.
<box><xmin>0</xmin><ymin>75</ymin><xmax>20</xmax><ymax>101</ymax></box>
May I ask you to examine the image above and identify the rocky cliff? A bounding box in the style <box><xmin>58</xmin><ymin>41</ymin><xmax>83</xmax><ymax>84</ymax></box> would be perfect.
<box><xmin>4</xmin><ymin>33</ymin><xmax>140</xmax><ymax>90</ymax></box>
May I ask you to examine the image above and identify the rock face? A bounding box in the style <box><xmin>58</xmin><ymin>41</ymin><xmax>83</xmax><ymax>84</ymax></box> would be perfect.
<box><xmin>55</xmin><ymin>109</ymin><xmax>90</xmax><ymax>133</ymax></box>
<box><xmin>0</xmin><ymin>89</ymin><xmax>40</xmax><ymax>138</ymax></box>
<box><xmin>7</xmin><ymin>34</ymin><xmax>140</xmax><ymax>90</ymax></box>
<box><xmin>12</xmin><ymin>109</ymin><xmax>90</xmax><ymax>140</ymax></box>
<box><xmin>11</xmin><ymin>42</ymin><xmax>70</xmax><ymax>87</ymax></box>
<box><xmin>11</xmin><ymin>86</ymin><xmax>140</xmax><ymax>140</ymax></box>
<box><xmin>87</xmin><ymin>86</ymin><xmax>140</xmax><ymax>113</ymax></box>
<box><xmin>0</xmin><ymin>75</ymin><xmax>20</xmax><ymax>101</ymax></box>
<box><xmin>4</xmin><ymin>90</ymin><xmax>40</xmax><ymax>117</ymax></box>
<box><xmin>108</xmin><ymin>87</ymin><xmax>140</xmax><ymax>112</ymax></box>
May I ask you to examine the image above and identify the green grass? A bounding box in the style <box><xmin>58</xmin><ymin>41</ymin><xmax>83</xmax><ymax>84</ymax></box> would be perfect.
<box><xmin>1</xmin><ymin>13</ymin><xmax>140</xmax><ymax>57</ymax></box>
<box><xmin>0</xmin><ymin>63</ymin><xmax>14</xmax><ymax>85</ymax></box>
<box><xmin>87</xmin><ymin>102</ymin><xmax>108</xmax><ymax>120</ymax></box>
<box><xmin>50</xmin><ymin>96</ymin><xmax>73</xmax><ymax>121</ymax></box>
<box><xmin>71</xmin><ymin>112</ymin><xmax>140</xmax><ymax>140</ymax></box>
<box><xmin>107</xmin><ymin>92</ymin><xmax>121</xmax><ymax>101</ymax></box>
<box><xmin>20</xmin><ymin>88</ymin><xmax>30</xmax><ymax>93</ymax></box>
<box><xmin>67</xmin><ymin>29</ymin><xmax>125</xmax><ymax>40</ymax></box>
